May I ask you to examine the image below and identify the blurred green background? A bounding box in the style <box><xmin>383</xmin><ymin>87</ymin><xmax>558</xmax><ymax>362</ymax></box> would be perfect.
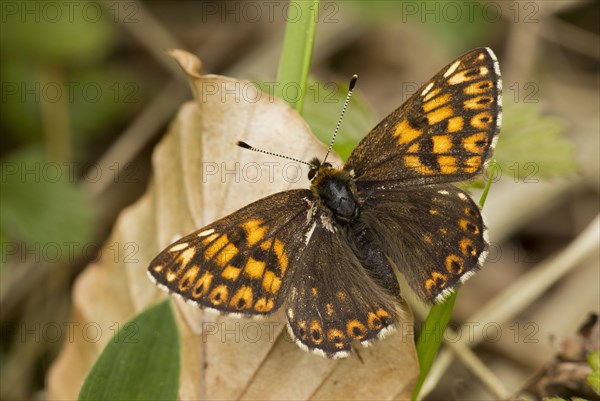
<box><xmin>1</xmin><ymin>1</ymin><xmax>598</xmax><ymax>400</ymax></box>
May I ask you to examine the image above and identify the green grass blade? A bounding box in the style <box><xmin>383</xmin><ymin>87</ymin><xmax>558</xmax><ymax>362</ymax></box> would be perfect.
<box><xmin>78</xmin><ymin>300</ymin><xmax>180</xmax><ymax>401</ymax></box>
<box><xmin>275</xmin><ymin>0</ymin><xmax>320</xmax><ymax>113</ymax></box>
<box><xmin>412</xmin><ymin>164</ymin><xmax>497</xmax><ymax>400</ymax></box>
<box><xmin>412</xmin><ymin>292</ymin><xmax>457</xmax><ymax>400</ymax></box>
<box><xmin>477</xmin><ymin>161</ymin><xmax>497</xmax><ymax>208</ymax></box>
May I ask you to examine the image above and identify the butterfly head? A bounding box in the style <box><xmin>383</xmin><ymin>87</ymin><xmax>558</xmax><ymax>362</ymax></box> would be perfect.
<box><xmin>307</xmin><ymin>157</ymin><xmax>334</xmax><ymax>181</ymax></box>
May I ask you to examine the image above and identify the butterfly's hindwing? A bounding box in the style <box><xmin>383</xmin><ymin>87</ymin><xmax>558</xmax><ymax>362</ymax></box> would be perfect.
<box><xmin>285</xmin><ymin>223</ymin><xmax>402</xmax><ymax>358</ymax></box>
<box><xmin>358</xmin><ymin>184</ymin><xmax>487</xmax><ymax>303</ymax></box>
<box><xmin>148</xmin><ymin>189</ymin><xmax>312</xmax><ymax>316</ymax></box>
<box><xmin>346</xmin><ymin>47</ymin><xmax>501</xmax><ymax>187</ymax></box>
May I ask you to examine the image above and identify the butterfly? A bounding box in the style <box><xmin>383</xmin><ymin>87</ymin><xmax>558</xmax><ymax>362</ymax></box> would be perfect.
<box><xmin>148</xmin><ymin>47</ymin><xmax>502</xmax><ymax>358</ymax></box>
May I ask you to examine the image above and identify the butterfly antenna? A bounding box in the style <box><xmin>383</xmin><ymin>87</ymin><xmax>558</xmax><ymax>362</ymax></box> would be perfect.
<box><xmin>236</xmin><ymin>141</ymin><xmax>311</xmax><ymax>166</ymax></box>
<box><xmin>322</xmin><ymin>74</ymin><xmax>358</xmax><ymax>164</ymax></box>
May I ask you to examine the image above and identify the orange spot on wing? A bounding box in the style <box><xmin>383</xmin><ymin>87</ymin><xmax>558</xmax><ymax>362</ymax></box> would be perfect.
<box><xmin>447</xmin><ymin>116</ymin><xmax>464</xmax><ymax>133</ymax></box>
<box><xmin>448</xmin><ymin>67</ymin><xmax>487</xmax><ymax>85</ymax></box>
<box><xmin>192</xmin><ymin>271</ymin><xmax>213</xmax><ymax>298</ymax></box>
<box><xmin>439</xmin><ymin>156</ymin><xmax>458</xmax><ymax>174</ymax></box>
<box><xmin>407</xmin><ymin>143</ymin><xmax>420</xmax><ymax>153</ymax></box>
<box><xmin>425</xmin><ymin>272</ymin><xmax>447</xmax><ymax>295</ymax></box>
<box><xmin>422</xmin><ymin>93</ymin><xmax>451</xmax><ymax>112</ymax></box>
<box><xmin>254</xmin><ymin>297</ymin><xmax>274</xmax><ymax>313</ymax></box>
<box><xmin>215</xmin><ymin>242</ymin><xmax>238</xmax><ymax>267</ymax></box>
<box><xmin>273</xmin><ymin>239</ymin><xmax>288</xmax><ymax>274</ymax></box>
<box><xmin>464</xmin><ymin>96</ymin><xmax>493</xmax><ymax>110</ymax></box>
<box><xmin>460</xmin><ymin>238</ymin><xmax>477</xmax><ymax>256</ymax></box>
<box><xmin>200</xmin><ymin>233</ymin><xmax>219</xmax><ymax>245</ymax></box>
<box><xmin>222</xmin><ymin>265</ymin><xmax>241</xmax><ymax>280</ymax></box>
<box><xmin>404</xmin><ymin>156</ymin><xmax>435</xmax><ymax>175</ymax></box>
<box><xmin>209</xmin><ymin>285</ymin><xmax>229</xmax><ymax>305</ymax></box>
<box><xmin>367</xmin><ymin>312</ymin><xmax>383</xmax><ymax>330</ymax></box>
<box><xmin>459</xmin><ymin>219</ymin><xmax>480</xmax><ymax>234</ymax></box>
<box><xmin>178</xmin><ymin>248</ymin><xmax>196</xmax><ymax>267</ymax></box>
<box><xmin>463</xmin><ymin>155</ymin><xmax>482</xmax><ymax>173</ymax></box>
<box><xmin>432</xmin><ymin>135</ymin><xmax>453</xmax><ymax>153</ymax></box>
<box><xmin>347</xmin><ymin>320</ymin><xmax>367</xmax><ymax>339</ymax></box>
<box><xmin>262</xmin><ymin>270</ymin><xmax>282</xmax><ymax>294</ymax></box>
<box><xmin>423</xmin><ymin>88</ymin><xmax>441</xmax><ymax>102</ymax></box>
<box><xmin>204</xmin><ymin>234</ymin><xmax>228</xmax><ymax>261</ymax></box>
<box><xmin>310</xmin><ymin>321</ymin><xmax>324</xmax><ymax>344</ymax></box>
<box><xmin>464</xmin><ymin>80</ymin><xmax>493</xmax><ymax>96</ymax></box>
<box><xmin>426</xmin><ymin>106</ymin><xmax>453</xmax><ymax>125</ymax></box>
<box><xmin>244</xmin><ymin>257</ymin><xmax>266</xmax><ymax>279</ymax></box>
<box><xmin>470</xmin><ymin>112</ymin><xmax>493</xmax><ymax>129</ymax></box>
<box><xmin>178</xmin><ymin>265</ymin><xmax>200</xmax><ymax>291</ymax></box>
<box><xmin>229</xmin><ymin>286</ymin><xmax>253</xmax><ymax>310</ymax></box>
<box><xmin>463</xmin><ymin>132</ymin><xmax>489</xmax><ymax>153</ymax></box>
<box><xmin>242</xmin><ymin>219</ymin><xmax>267</xmax><ymax>246</ymax></box>
<box><xmin>327</xmin><ymin>329</ymin><xmax>346</xmax><ymax>349</ymax></box>
<box><xmin>376</xmin><ymin>309</ymin><xmax>391</xmax><ymax>324</ymax></box>
<box><xmin>394</xmin><ymin>119</ymin><xmax>423</xmax><ymax>144</ymax></box>
<box><xmin>165</xmin><ymin>269</ymin><xmax>181</xmax><ymax>283</ymax></box>
<box><xmin>296</xmin><ymin>321</ymin><xmax>308</xmax><ymax>339</ymax></box>
<box><xmin>445</xmin><ymin>254</ymin><xmax>464</xmax><ymax>274</ymax></box>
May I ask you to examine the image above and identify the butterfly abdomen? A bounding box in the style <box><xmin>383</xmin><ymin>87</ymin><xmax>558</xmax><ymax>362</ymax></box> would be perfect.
<box><xmin>352</xmin><ymin>225</ymin><xmax>401</xmax><ymax>297</ymax></box>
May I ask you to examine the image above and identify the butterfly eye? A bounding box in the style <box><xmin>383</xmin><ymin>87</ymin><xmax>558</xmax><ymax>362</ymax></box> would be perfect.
<box><xmin>308</xmin><ymin>157</ymin><xmax>322</xmax><ymax>180</ymax></box>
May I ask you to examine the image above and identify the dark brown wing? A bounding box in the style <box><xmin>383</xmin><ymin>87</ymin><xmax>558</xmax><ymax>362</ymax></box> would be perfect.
<box><xmin>148</xmin><ymin>189</ymin><xmax>312</xmax><ymax>316</ymax></box>
<box><xmin>345</xmin><ymin>47</ymin><xmax>502</xmax><ymax>188</ymax></box>
<box><xmin>358</xmin><ymin>184</ymin><xmax>488</xmax><ymax>303</ymax></box>
<box><xmin>285</xmin><ymin>223</ymin><xmax>404</xmax><ymax>358</ymax></box>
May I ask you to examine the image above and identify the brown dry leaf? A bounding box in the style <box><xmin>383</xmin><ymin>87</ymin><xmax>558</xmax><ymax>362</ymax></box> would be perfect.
<box><xmin>46</xmin><ymin>50</ymin><xmax>418</xmax><ymax>400</ymax></box>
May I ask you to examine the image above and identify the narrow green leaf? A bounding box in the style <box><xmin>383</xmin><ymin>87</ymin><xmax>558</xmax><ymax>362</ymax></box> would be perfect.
<box><xmin>78</xmin><ymin>300</ymin><xmax>180</xmax><ymax>401</ymax></box>
<box><xmin>275</xmin><ymin>0</ymin><xmax>320</xmax><ymax>113</ymax></box>
<box><xmin>412</xmin><ymin>164</ymin><xmax>497</xmax><ymax>400</ymax></box>
<box><xmin>477</xmin><ymin>161</ymin><xmax>497</xmax><ymax>208</ymax></box>
<box><xmin>411</xmin><ymin>292</ymin><xmax>457</xmax><ymax>400</ymax></box>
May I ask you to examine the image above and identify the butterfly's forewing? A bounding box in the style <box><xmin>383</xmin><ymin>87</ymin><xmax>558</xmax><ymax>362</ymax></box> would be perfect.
<box><xmin>360</xmin><ymin>184</ymin><xmax>487</xmax><ymax>303</ymax></box>
<box><xmin>285</xmin><ymin>223</ymin><xmax>403</xmax><ymax>358</ymax></box>
<box><xmin>148</xmin><ymin>189</ymin><xmax>312</xmax><ymax>316</ymax></box>
<box><xmin>346</xmin><ymin>47</ymin><xmax>501</xmax><ymax>187</ymax></box>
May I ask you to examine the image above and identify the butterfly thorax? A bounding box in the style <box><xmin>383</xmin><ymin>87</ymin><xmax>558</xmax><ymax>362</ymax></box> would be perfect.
<box><xmin>309</xmin><ymin>158</ymin><xmax>360</xmax><ymax>225</ymax></box>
